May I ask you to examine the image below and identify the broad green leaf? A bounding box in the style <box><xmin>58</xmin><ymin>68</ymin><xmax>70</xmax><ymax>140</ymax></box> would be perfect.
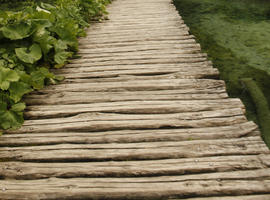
<box><xmin>50</xmin><ymin>20</ymin><xmax>78</xmax><ymax>47</ymax></box>
<box><xmin>32</xmin><ymin>19</ymin><xmax>52</xmax><ymax>30</ymax></box>
<box><xmin>1</xmin><ymin>22</ymin><xmax>34</xmax><ymax>40</ymax></box>
<box><xmin>0</xmin><ymin>110</ymin><xmax>23</xmax><ymax>130</ymax></box>
<box><xmin>54</xmin><ymin>40</ymin><xmax>68</xmax><ymax>52</ymax></box>
<box><xmin>0</xmin><ymin>60</ymin><xmax>7</xmax><ymax>68</ymax></box>
<box><xmin>16</xmin><ymin>70</ymin><xmax>32</xmax><ymax>85</ymax></box>
<box><xmin>33</xmin><ymin>28</ymin><xmax>55</xmax><ymax>55</ymax></box>
<box><xmin>0</xmin><ymin>67</ymin><xmax>20</xmax><ymax>90</ymax></box>
<box><xmin>11</xmin><ymin>102</ymin><xmax>26</xmax><ymax>112</ymax></box>
<box><xmin>15</xmin><ymin>44</ymin><xmax>42</xmax><ymax>64</ymax></box>
<box><xmin>0</xmin><ymin>100</ymin><xmax>24</xmax><ymax>130</ymax></box>
<box><xmin>38</xmin><ymin>67</ymin><xmax>54</xmax><ymax>79</ymax></box>
<box><xmin>30</xmin><ymin>67</ymin><xmax>54</xmax><ymax>89</ymax></box>
<box><xmin>9</xmin><ymin>82</ymin><xmax>33</xmax><ymax>103</ymax></box>
<box><xmin>54</xmin><ymin>51</ymin><xmax>72</xmax><ymax>64</ymax></box>
<box><xmin>1</xmin><ymin>82</ymin><xmax>9</xmax><ymax>90</ymax></box>
<box><xmin>0</xmin><ymin>101</ymin><xmax>7</xmax><ymax>111</ymax></box>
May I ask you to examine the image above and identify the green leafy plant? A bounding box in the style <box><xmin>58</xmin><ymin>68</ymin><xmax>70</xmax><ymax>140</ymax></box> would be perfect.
<box><xmin>0</xmin><ymin>0</ymin><xmax>111</xmax><ymax>130</ymax></box>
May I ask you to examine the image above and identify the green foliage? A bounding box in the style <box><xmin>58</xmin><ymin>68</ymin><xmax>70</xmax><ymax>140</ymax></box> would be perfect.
<box><xmin>0</xmin><ymin>0</ymin><xmax>111</xmax><ymax>130</ymax></box>
<box><xmin>15</xmin><ymin>44</ymin><xmax>42</xmax><ymax>64</ymax></box>
<box><xmin>1</xmin><ymin>22</ymin><xmax>35</xmax><ymax>40</ymax></box>
<box><xmin>0</xmin><ymin>67</ymin><xmax>20</xmax><ymax>90</ymax></box>
<box><xmin>0</xmin><ymin>100</ymin><xmax>25</xmax><ymax>130</ymax></box>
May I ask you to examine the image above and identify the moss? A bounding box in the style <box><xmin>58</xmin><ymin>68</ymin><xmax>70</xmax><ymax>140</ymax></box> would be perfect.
<box><xmin>242</xmin><ymin>78</ymin><xmax>270</xmax><ymax>148</ymax></box>
<box><xmin>173</xmin><ymin>0</ymin><xmax>270</xmax><ymax>146</ymax></box>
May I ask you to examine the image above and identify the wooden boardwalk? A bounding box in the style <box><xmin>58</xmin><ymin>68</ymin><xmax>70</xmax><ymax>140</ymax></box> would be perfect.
<box><xmin>1</xmin><ymin>0</ymin><xmax>270</xmax><ymax>199</ymax></box>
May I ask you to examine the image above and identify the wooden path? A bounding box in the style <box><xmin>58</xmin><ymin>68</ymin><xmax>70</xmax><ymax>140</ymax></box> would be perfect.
<box><xmin>1</xmin><ymin>0</ymin><xmax>270</xmax><ymax>199</ymax></box>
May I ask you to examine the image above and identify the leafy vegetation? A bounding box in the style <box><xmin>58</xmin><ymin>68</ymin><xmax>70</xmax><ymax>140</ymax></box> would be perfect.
<box><xmin>0</xmin><ymin>0</ymin><xmax>110</xmax><ymax>130</ymax></box>
<box><xmin>174</xmin><ymin>0</ymin><xmax>270</xmax><ymax>146</ymax></box>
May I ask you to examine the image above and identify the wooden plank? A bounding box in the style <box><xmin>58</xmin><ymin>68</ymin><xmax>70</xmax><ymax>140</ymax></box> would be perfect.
<box><xmin>55</xmin><ymin>63</ymin><xmax>211</xmax><ymax>73</ymax></box>
<box><xmin>25</xmin><ymin>89</ymin><xmax>228</xmax><ymax>105</ymax></box>
<box><xmin>0</xmin><ymin>181</ymin><xmax>269</xmax><ymax>199</ymax></box>
<box><xmin>77</xmin><ymin>49</ymin><xmax>203</xmax><ymax>58</ymax></box>
<box><xmin>55</xmin><ymin>68</ymin><xmax>219</xmax><ymax>79</ymax></box>
<box><xmin>79</xmin><ymin>39</ymin><xmax>199</xmax><ymax>49</ymax></box>
<box><xmin>0</xmin><ymin>170</ymin><xmax>270</xmax><ymax>199</ymax></box>
<box><xmin>100</xmin><ymin>12</ymin><xmax>182</xmax><ymax>18</ymax></box>
<box><xmin>103</xmin><ymin>16</ymin><xmax>182</xmax><ymax>23</ymax></box>
<box><xmin>78</xmin><ymin>42</ymin><xmax>199</xmax><ymax>53</ymax></box>
<box><xmin>53</xmin><ymin>62</ymin><xmax>217</xmax><ymax>81</ymax></box>
<box><xmin>56</xmin><ymin>63</ymin><xmax>213</xmax><ymax>75</ymax></box>
<box><xmin>24</xmin><ymin>99</ymin><xmax>245</xmax><ymax>119</ymax></box>
<box><xmin>83</xmin><ymin>30</ymin><xmax>193</xmax><ymax>38</ymax></box>
<box><xmin>92</xmin><ymin>17</ymin><xmax>184</xmax><ymax>23</ymax></box>
<box><xmin>84</xmin><ymin>31</ymin><xmax>192</xmax><ymax>41</ymax></box>
<box><xmin>65</xmin><ymin>61</ymin><xmax>210</xmax><ymax>71</ymax></box>
<box><xmin>105</xmin><ymin>10</ymin><xmax>181</xmax><ymax>15</ymax></box>
<box><xmin>84</xmin><ymin>28</ymin><xmax>191</xmax><ymax>38</ymax></box>
<box><xmin>0</xmin><ymin>137</ymin><xmax>268</xmax><ymax>162</ymax></box>
<box><xmin>172</xmin><ymin>195</ymin><xmax>270</xmax><ymax>200</ymax></box>
<box><xmin>0</xmin><ymin>136</ymin><xmax>264</xmax><ymax>150</ymax></box>
<box><xmin>84</xmin><ymin>22</ymin><xmax>188</xmax><ymax>31</ymax></box>
<box><xmin>25</xmin><ymin>98</ymin><xmax>242</xmax><ymax>110</ymax></box>
<box><xmin>66</xmin><ymin>57</ymin><xmax>208</xmax><ymax>67</ymax></box>
<box><xmin>2</xmin><ymin>168</ymin><xmax>270</xmax><ymax>183</ymax></box>
<box><xmin>11</xmin><ymin>115</ymin><xmax>248</xmax><ymax>133</ymax></box>
<box><xmin>79</xmin><ymin>35</ymin><xmax>192</xmax><ymax>44</ymax></box>
<box><xmin>79</xmin><ymin>40</ymin><xmax>199</xmax><ymax>50</ymax></box>
<box><xmin>69</xmin><ymin>55</ymin><xmax>207</xmax><ymax>65</ymax></box>
<box><xmin>89</xmin><ymin>20</ymin><xmax>185</xmax><ymax>28</ymax></box>
<box><xmin>35</xmin><ymin>79</ymin><xmax>226</xmax><ymax>92</ymax></box>
<box><xmin>108</xmin><ymin>4</ymin><xmax>178</xmax><ymax>9</ymax></box>
<box><xmin>1</xmin><ymin>154</ymin><xmax>269</xmax><ymax>179</ymax></box>
<box><xmin>0</xmin><ymin>122</ymin><xmax>258</xmax><ymax>146</ymax></box>
<box><xmin>56</xmin><ymin>72</ymin><xmax>220</xmax><ymax>84</ymax></box>
<box><xmin>56</xmin><ymin>67</ymin><xmax>216</xmax><ymax>76</ymax></box>
<box><xmin>23</xmin><ymin>108</ymin><xmax>245</xmax><ymax>126</ymax></box>
<box><xmin>78</xmin><ymin>36</ymin><xmax>195</xmax><ymax>46</ymax></box>
<box><xmin>107</xmin><ymin>7</ymin><xmax>179</xmax><ymax>12</ymax></box>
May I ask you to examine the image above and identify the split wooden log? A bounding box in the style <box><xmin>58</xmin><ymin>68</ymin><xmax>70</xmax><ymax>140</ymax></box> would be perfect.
<box><xmin>0</xmin><ymin>137</ymin><xmax>268</xmax><ymax>162</ymax></box>
<box><xmin>0</xmin><ymin>122</ymin><xmax>259</xmax><ymax>146</ymax></box>
<box><xmin>0</xmin><ymin>170</ymin><xmax>270</xmax><ymax>200</ymax></box>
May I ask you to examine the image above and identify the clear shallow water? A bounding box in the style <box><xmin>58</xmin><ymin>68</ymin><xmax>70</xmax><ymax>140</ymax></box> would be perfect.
<box><xmin>174</xmin><ymin>0</ymin><xmax>270</xmax><ymax>123</ymax></box>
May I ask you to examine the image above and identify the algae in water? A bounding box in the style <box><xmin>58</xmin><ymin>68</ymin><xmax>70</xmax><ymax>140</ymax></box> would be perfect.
<box><xmin>173</xmin><ymin>0</ymin><xmax>270</xmax><ymax>146</ymax></box>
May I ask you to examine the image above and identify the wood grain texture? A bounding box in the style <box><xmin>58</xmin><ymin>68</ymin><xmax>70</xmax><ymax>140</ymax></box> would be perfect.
<box><xmin>0</xmin><ymin>175</ymin><xmax>270</xmax><ymax>200</ymax></box>
<box><xmin>1</xmin><ymin>154</ymin><xmax>269</xmax><ymax>179</ymax></box>
<box><xmin>0</xmin><ymin>122</ymin><xmax>259</xmax><ymax>146</ymax></box>
<box><xmin>0</xmin><ymin>137</ymin><xmax>268</xmax><ymax>162</ymax></box>
<box><xmin>1</xmin><ymin>0</ymin><xmax>269</xmax><ymax>199</ymax></box>
<box><xmin>25</xmin><ymin>89</ymin><xmax>228</xmax><ymax>105</ymax></box>
<box><xmin>172</xmin><ymin>195</ymin><xmax>270</xmax><ymax>200</ymax></box>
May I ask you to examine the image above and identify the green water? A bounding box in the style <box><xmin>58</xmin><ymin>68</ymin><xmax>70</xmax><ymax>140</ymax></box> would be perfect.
<box><xmin>174</xmin><ymin>0</ymin><xmax>270</xmax><ymax>122</ymax></box>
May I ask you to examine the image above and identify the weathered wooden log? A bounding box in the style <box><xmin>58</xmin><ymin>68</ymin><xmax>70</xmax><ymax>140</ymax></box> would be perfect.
<box><xmin>0</xmin><ymin>170</ymin><xmax>270</xmax><ymax>200</ymax></box>
<box><xmin>0</xmin><ymin>154</ymin><xmax>268</xmax><ymax>179</ymax></box>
